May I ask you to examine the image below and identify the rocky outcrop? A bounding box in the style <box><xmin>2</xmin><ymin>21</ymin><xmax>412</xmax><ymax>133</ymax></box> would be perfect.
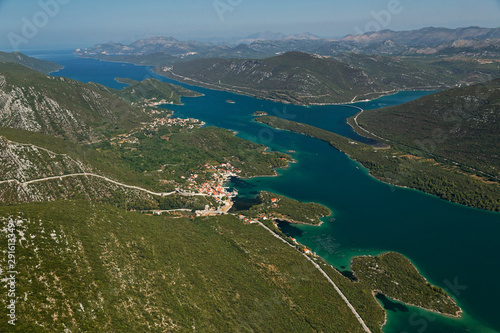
<box><xmin>0</xmin><ymin>63</ymin><xmax>147</xmax><ymax>142</ymax></box>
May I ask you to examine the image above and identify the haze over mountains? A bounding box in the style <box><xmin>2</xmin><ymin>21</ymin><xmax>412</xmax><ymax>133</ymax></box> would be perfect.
<box><xmin>73</xmin><ymin>26</ymin><xmax>500</xmax><ymax>105</ymax></box>
<box><xmin>0</xmin><ymin>22</ymin><xmax>499</xmax><ymax>333</ymax></box>
<box><xmin>76</xmin><ymin>26</ymin><xmax>500</xmax><ymax>59</ymax></box>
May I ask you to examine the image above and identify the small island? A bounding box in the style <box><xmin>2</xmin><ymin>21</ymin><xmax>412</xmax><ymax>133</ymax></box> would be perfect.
<box><xmin>246</xmin><ymin>191</ymin><xmax>331</xmax><ymax>225</ymax></box>
<box><xmin>253</xmin><ymin>111</ymin><xmax>268</xmax><ymax>116</ymax></box>
<box><xmin>226</xmin><ymin>99</ymin><xmax>236</xmax><ymax>104</ymax></box>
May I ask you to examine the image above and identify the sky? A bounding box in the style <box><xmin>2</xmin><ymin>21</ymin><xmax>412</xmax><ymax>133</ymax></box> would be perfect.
<box><xmin>0</xmin><ymin>0</ymin><xmax>499</xmax><ymax>51</ymax></box>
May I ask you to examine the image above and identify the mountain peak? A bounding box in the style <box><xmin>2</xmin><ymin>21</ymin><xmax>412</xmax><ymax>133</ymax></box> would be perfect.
<box><xmin>131</xmin><ymin>36</ymin><xmax>179</xmax><ymax>47</ymax></box>
<box><xmin>284</xmin><ymin>32</ymin><xmax>320</xmax><ymax>40</ymax></box>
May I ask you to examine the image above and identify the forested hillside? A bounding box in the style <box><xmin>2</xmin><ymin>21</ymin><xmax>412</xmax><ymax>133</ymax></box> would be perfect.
<box><xmin>357</xmin><ymin>79</ymin><xmax>500</xmax><ymax>177</ymax></box>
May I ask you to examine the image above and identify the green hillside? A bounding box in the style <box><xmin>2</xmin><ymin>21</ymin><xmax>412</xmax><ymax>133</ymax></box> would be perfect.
<box><xmin>116</xmin><ymin>77</ymin><xmax>202</xmax><ymax>105</ymax></box>
<box><xmin>162</xmin><ymin>52</ymin><xmax>390</xmax><ymax>104</ymax></box>
<box><xmin>0</xmin><ymin>123</ymin><xmax>290</xmax><ymax>210</ymax></box>
<box><xmin>0</xmin><ymin>62</ymin><xmax>465</xmax><ymax>332</ymax></box>
<box><xmin>246</xmin><ymin>191</ymin><xmax>331</xmax><ymax>225</ymax></box>
<box><xmin>0</xmin><ymin>200</ymin><xmax>367</xmax><ymax>332</ymax></box>
<box><xmin>0</xmin><ymin>51</ymin><xmax>62</xmax><ymax>74</ymax></box>
<box><xmin>158</xmin><ymin>51</ymin><xmax>500</xmax><ymax>105</ymax></box>
<box><xmin>256</xmin><ymin>116</ymin><xmax>500</xmax><ymax>211</ymax></box>
<box><xmin>331</xmin><ymin>53</ymin><xmax>493</xmax><ymax>89</ymax></box>
<box><xmin>0</xmin><ymin>200</ymin><xmax>460</xmax><ymax>332</ymax></box>
<box><xmin>356</xmin><ymin>79</ymin><xmax>500</xmax><ymax>177</ymax></box>
<box><xmin>90</xmin><ymin>77</ymin><xmax>202</xmax><ymax>106</ymax></box>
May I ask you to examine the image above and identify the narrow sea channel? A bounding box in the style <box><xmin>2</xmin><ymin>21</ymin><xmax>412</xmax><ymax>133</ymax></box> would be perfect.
<box><xmin>42</xmin><ymin>51</ymin><xmax>500</xmax><ymax>332</ymax></box>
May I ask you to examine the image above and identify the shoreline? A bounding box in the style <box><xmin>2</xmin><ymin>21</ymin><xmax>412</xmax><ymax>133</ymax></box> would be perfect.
<box><xmin>274</xmin><ymin>217</ymin><xmax>324</xmax><ymax>227</ymax></box>
<box><xmin>153</xmin><ymin>66</ymin><xmax>442</xmax><ymax>107</ymax></box>
<box><xmin>255</xmin><ymin>116</ymin><xmax>500</xmax><ymax>213</ymax></box>
<box><xmin>372</xmin><ymin>289</ymin><xmax>463</xmax><ymax>319</ymax></box>
<box><xmin>350</xmin><ymin>253</ymin><xmax>463</xmax><ymax>319</ymax></box>
<box><xmin>73</xmin><ymin>53</ymin><xmax>449</xmax><ymax>109</ymax></box>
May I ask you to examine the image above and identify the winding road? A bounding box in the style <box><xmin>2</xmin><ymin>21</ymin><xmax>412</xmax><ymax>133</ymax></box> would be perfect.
<box><xmin>0</xmin><ymin>173</ymin><xmax>177</xmax><ymax>197</ymax></box>
<box><xmin>254</xmin><ymin>220</ymin><xmax>372</xmax><ymax>333</ymax></box>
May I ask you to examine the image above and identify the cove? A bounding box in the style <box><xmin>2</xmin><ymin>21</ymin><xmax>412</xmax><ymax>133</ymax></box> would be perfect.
<box><xmin>46</xmin><ymin>52</ymin><xmax>500</xmax><ymax>332</ymax></box>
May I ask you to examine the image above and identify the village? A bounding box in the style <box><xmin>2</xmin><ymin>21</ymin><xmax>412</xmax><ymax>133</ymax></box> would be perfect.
<box><xmin>181</xmin><ymin>162</ymin><xmax>241</xmax><ymax>215</ymax></box>
<box><xmin>146</xmin><ymin>116</ymin><xmax>205</xmax><ymax>131</ymax></box>
<box><xmin>110</xmin><ymin>116</ymin><xmax>205</xmax><ymax>146</ymax></box>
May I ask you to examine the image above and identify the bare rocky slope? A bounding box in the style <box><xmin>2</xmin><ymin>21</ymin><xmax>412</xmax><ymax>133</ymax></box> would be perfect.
<box><xmin>0</xmin><ymin>63</ymin><xmax>147</xmax><ymax>142</ymax></box>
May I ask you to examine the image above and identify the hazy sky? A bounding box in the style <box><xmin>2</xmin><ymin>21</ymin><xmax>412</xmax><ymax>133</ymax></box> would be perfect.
<box><xmin>0</xmin><ymin>0</ymin><xmax>499</xmax><ymax>51</ymax></box>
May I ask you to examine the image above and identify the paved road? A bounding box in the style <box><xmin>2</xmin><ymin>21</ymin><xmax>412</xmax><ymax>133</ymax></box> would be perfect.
<box><xmin>350</xmin><ymin>106</ymin><xmax>389</xmax><ymax>142</ymax></box>
<box><xmin>0</xmin><ymin>173</ymin><xmax>176</xmax><ymax>197</ymax></box>
<box><xmin>254</xmin><ymin>220</ymin><xmax>372</xmax><ymax>333</ymax></box>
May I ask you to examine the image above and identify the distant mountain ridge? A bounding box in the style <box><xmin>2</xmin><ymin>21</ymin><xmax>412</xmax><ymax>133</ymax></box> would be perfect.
<box><xmin>76</xmin><ymin>26</ymin><xmax>500</xmax><ymax>60</ymax></box>
<box><xmin>342</xmin><ymin>26</ymin><xmax>500</xmax><ymax>46</ymax></box>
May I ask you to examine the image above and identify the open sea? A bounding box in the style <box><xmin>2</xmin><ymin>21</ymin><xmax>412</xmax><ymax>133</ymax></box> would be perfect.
<box><xmin>31</xmin><ymin>50</ymin><xmax>500</xmax><ymax>333</ymax></box>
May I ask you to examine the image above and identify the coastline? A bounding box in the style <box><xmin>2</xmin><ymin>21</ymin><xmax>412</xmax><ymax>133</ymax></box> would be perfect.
<box><xmin>274</xmin><ymin>216</ymin><xmax>324</xmax><ymax>227</ymax></box>
<box><xmin>372</xmin><ymin>289</ymin><xmax>463</xmax><ymax>319</ymax></box>
<box><xmin>31</xmin><ymin>51</ymin><xmax>498</xmax><ymax>333</ymax></box>
<box><xmin>48</xmin><ymin>65</ymin><xmax>65</xmax><ymax>75</ymax></box>
<box><xmin>350</xmin><ymin>253</ymin><xmax>463</xmax><ymax>319</ymax></box>
<box><xmin>255</xmin><ymin>116</ymin><xmax>500</xmax><ymax>213</ymax></box>
<box><xmin>154</xmin><ymin>67</ymin><xmax>439</xmax><ymax>107</ymax></box>
<box><xmin>73</xmin><ymin>53</ymin><xmax>452</xmax><ymax>108</ymax></box>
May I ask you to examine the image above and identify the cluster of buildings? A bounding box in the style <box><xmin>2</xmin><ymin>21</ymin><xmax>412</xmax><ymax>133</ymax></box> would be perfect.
<box><xmin>144</xmin><ymin>97</ymin><xmax>173</xmax><ymax>107</ymax></box>
<box><xmin>146</xmin><ymin>117</ymin><xmax>205</xmax><ymax>131</ymax></box>
<box><xmin>237</xmin><ymin>214</ymin><xmax>259</xmax><ymax>224</ymax></box>
<box><xmin>110</xmin><ymin>133</ymin><xmax>139</xmax><ymax>146</ymax></box>
<box><xmin>110</xmin><ymin>116</ymin><xmax>204</xmax><ymax>147</ymax></box>
<box><xmin>182</xmin><ymin>163</ymin><xmax>241</xmax><ymax>209</ymax></box>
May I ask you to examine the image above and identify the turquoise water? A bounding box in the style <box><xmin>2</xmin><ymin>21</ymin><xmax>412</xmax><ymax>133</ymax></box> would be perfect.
<box><xmin>45</xmin><ymin>53</ymin><xmax>500</xmax><ymax>332</ymax></box>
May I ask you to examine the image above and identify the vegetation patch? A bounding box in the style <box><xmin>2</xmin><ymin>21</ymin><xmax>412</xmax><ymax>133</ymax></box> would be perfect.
<box><xmin>256</xmin><ymin>116</ymin><xmax>500</xmax><ymax>211</ymax></box>
<box><xmin>246</xmin><ymin>191</ymin><xmax>331</xmax><ymax>225</ymax></box>
<box><xmin>351</xmin><ymin>252</ymin><xmax>461</xmax><ymax>317</ymax></box>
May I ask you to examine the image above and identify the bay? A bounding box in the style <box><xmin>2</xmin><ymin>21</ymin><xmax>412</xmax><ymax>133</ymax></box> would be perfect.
<box><xmin>45</xmin><ymin>52</ymin><xmax>500</xmax><ymax>332</ymax></box>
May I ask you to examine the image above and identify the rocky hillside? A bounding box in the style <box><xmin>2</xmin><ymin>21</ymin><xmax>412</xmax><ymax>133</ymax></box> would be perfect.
<box><xmin>343</xmin><ymin>26</ymin><xmax>500</xmax><ymax>46</ymax></box>
<box><xmin>0</xmin><ymin>134</ymin><xmax>158</xmax><ymax>207</ymax></box>
<box><xmin>0</xmin><ymin>201</ymin><xmax>377</xmax><ymax>332</ymax></box>
<box><xmin>0</xmin><ymin>58</ymin><xmax>465</xmax><ymax>333</ymax></box>
<box><xmin>0</xmin><ymin>63</ymin><xmax>148</xmax><ymax>142</ymax></box>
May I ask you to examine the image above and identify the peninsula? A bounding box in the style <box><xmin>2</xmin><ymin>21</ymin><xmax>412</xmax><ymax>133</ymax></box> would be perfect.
<box><xmin>256</xmin><ymin>116</ymin><xmax>500</xmax><ymax>212</ymax></box>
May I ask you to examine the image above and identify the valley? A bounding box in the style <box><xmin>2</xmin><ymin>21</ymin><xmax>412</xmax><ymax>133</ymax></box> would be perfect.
<box><xmin>1</xmin><ymin>25</ymin><xmax>500</xmax><ymax>332</ymax></box>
